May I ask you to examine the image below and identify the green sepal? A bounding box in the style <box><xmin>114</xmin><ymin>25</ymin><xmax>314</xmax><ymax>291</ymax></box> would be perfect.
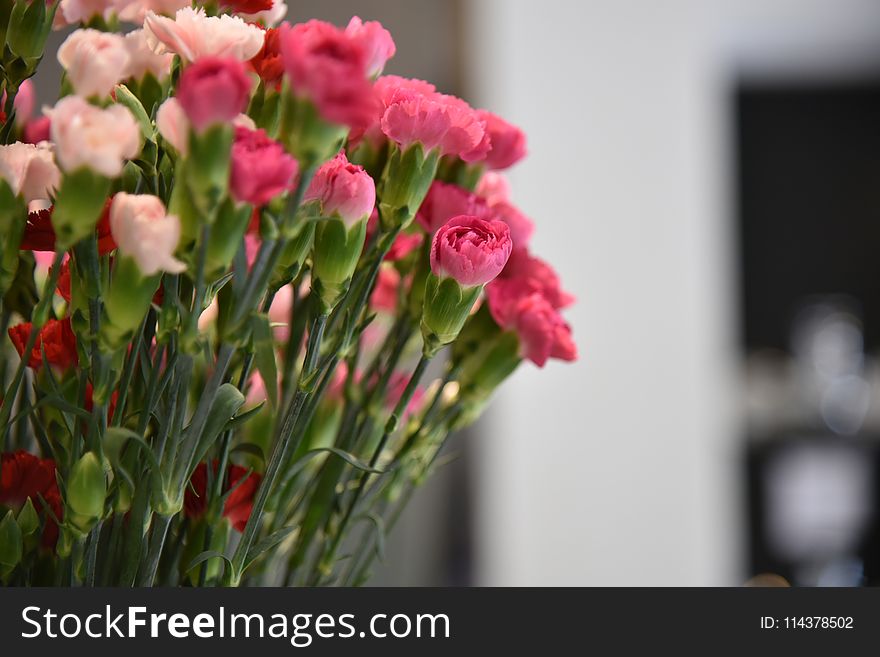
<box><xmin>101</xmin><ymin>254</ymin><xmax>161</xmax><ymax>353</ymax></box>
<box><xmin>377</xmin><ymin>142</ymin><xmax>440</xmax><ymax>230</ymax></box>
<box><xmin>205</xmin><ymin>198</ymin><xmax>252</xmax><ymax>277</ymax></box>
<box><xmin>186</xmin><ymin>123</ymin><xmax>233</xmax><ymax>215</ymax></box>
<box><xmin>0</xmin><ymin>179</ymin><xmax>26</xmax><ymax>297</ymax></box>
<box><xmin>278</xmin><ymin>89</ymin><xmax>347</xmax><ymax>170</ymax></box>
<box><xmin>0</xmin><ymin>509</ymin><xmax>23</xmax><ymax>572</ymax></box>
<box><xmin>251</xmin><ymin>313</ymin><xmax>278</xmax><ymax>408</ymax></box>
<box><xmin>420</xmin><ymin>273</ymin><xmax>482</xmax><ymax>357</ymax></box>
<box><xmin>270</xmin><ymin>220</ymin><xmax>314</xmax><ymax>288</ymax></box>
<box><xmin>51</xmin><ymin>168</ymin><xmax>112</xmax><ymax>250</ymax></box>
<box><xmin>311</xmin><ymin>216</ymin><xmax>367</xmax><ymax>313</ymax></box>
<box><xmin>16</xmin><ymin>498</ymin><xmax>39</xmax><ymax>536</ymax></box>
<box><xmin>66</xmin><ymin>452</ymin><xmax>107</xmax><ymax>531</ymax></box>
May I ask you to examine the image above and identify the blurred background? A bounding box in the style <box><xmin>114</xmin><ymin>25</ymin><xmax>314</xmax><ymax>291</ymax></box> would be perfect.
<box><xmin>35</xmin><ymin>0</ymin><xmax>880</xmax><ymax>585</ymax></box>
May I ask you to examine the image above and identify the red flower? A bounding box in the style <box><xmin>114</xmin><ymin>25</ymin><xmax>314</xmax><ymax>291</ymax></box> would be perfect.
<box><xmin>249</xmin><ymin>26</ymin><xmax>284</xmax><ymax>87</ymax></box>
<box><xmin>221</xmin><ymin>0</ymin><xmax>273</xmax><ymax>13</ymax></box>
<box><xmin>20</xmin><ymin>201</ymin><xmax>117</xmax><ymax>254</ymax></box>
<box><xmin>184</xmin><ymin>461</ymin><xmax>261</xmax><ymax>532</ymax></box>
<box><xmin>20</xmin><ymin>208</ymin><xmax>56</xmax><ymax>251</ymax></box>
<box><xmin>8</xmin><ymin>317</ymin><xmax>78</xmax><ymax>370</ymax></box>
<box><xmin>0</xmin><ymin>450</ymin><xmax>62</xmax><ymax>547</ymax></box>
<box><xmin>54</xmin><ymin>258</ymin><xmax>71</xmax><ymax>302</ymax></box>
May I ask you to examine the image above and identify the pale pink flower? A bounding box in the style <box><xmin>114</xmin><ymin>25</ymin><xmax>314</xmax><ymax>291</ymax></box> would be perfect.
<box><xmin>176</xmin><ymin>56</ymin><xmax>252</xmax><ymax>132</ymax></box>
<box><xmin>12</xmin><ymin>80</ymin><xmax>35</xmax><ymax>125</ymax></box>
<box><xmin>490</xmin><ymin>201</ymin><xmax>534</xmax><ymax>249</ymax></box>
<box><xmin>109</xmin><ymin>192</ymin><xmax>186</xmax><ymax>275</ymax></box>
<box><xmin>268</xmin><ymin>283</ymin><xmax>294</xmax><ymax>341</ymax></box>
<box><xmin>304</xmin><ymin>152</ymin><xmax>375</xmax><ymax>226</ymax></box>
<box><xmin>476</xmin><ymin>110</ymin><xmax>527</xmax><ymax>170</ymax></box>
<box><xmin>48</xmin><ymin>96</ymin><xmax>140</xmax><ymax>177</ymax></box>
<box><xmin>156</xmin><ymin>97</ymin><xmax>189</xmax><ymax>155</ymax></box>
<box><xmin>143</xmin><ymin>7</ymin><xmax>265</xmax><ymax>64</ymax></box>
<box><xmin>0</xmin><ymin>142</ymin><xmax>61</xmax><ymax>202</ymax></box>
<box><xmin>57</xmin><ymin>29</ymin><xmax>130</xmax><ymax>99</ymax></box>
<box><xmin>117</xmin><ymin>0</ymin><xmax>192</xmax><ymax>25</ymax></box>
<box><xmin>230</xmin><ymin>126</ymin><xmax>298</xmax><ymax>205</ymax></box>
<box><xmin>58</xmin><ymin>0</ymin><xmax>121</xmax><ymax>26</ymax></box>
<box><xmin>123</xmin><ymin>29</ymin><xmax>174</xmax><ymax>81</ymax></box>
<box><xmin>430</xmin><ymin>215</ymin><xmax>512</xmax><ymax>288</ymax></box>
<box><xmin>345</xmin><ymin>16</ymin><xmax>395</xmax><ymax>78</ymax></box>
<box><xmin>475</xmin><ymin>171</ymin><xmax>511</xmax><ymax>206</ymax></box>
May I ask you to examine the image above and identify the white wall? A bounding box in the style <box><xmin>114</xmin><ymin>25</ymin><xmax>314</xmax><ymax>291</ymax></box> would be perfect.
<box><xmin>465</xmin><ymin>0</ymin><xmax>880</xmax><ymax>586</ymax></box>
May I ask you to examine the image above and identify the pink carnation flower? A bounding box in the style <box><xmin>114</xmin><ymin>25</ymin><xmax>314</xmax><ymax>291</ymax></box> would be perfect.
<box><xmin>476</xmin><ymin>110</ymin><xmax>527</xmax><ymax>170</ymax></box>
<box><xmin>475</xmin><ymin>171</ymin><xmax>511</xmax><ymax>206</ymax></box>
<box><xmin>493</xmin><ymin>292</ymin><xmax>576</xmax><ymax>367</ymax></box>
<box><xmin>416</xmin><ymin>180</ymin><xmax>491</xmax><ymax>235</ymax></box>
<box><xmin>230</xmin><ymin>126</ymin><xmax>299</xmax><ymax>206</ymax></box>
<box><xmin>176</xmin><ymin>57</ymin><xmax>252</xmax><ymax>132</ymax></box>
<box><xmin>123</xmin><ymin>28</ymin><xmax>174</xmax><ymax>81</ymax></box>
<box><xmin>143</xmin><ymin>7</ymin><xmax>265</xmax><ymax>63</ymax></box>
<box><xmin>279</xmin><ymin>20</ymin><xmax>378</xmax><ymax>129</ymax></box>
<box><xmin>304</xmin><ymin>152</ymin><xmax>375</xmax><ymax>226</ymax></box>
<box><xmin>0</xmin><ymin>142</ymin><xmax>60</xmax><ymax>203</ymax></box>
<box><xmin>430</xmin><ymin>214</ymin><xmax>512</xmax><ymax>288</ymax></box>
<box><xmin>344</xmin><ymin>16</ymin><xmax>396</xmax><ymax>78</ymax></box>
<box><xmin>380</xmin><ymin>85</ymin><xmax>488</xmax><ymax>161</ymax></box>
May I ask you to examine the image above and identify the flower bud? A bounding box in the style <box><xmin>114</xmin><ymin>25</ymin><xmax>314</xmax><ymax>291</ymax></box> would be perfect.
<box><xmin>177</xmin><ymin>57</ymin><xmax>252</xmax><ymax>133</ymax></box>
<box><xmin>16</xmin><ymin>498</ymin><xmax>40</xmax><ymax>537</ymax></box>
<box><xmin>0</xmin><ymin>510</ymin><xmax>23</xmax><ymax>574</ymax></box>
<box><xmin>311</xmin><ymin>218</ymin><xmax>368</xmax><ymax>313</ymax></box>
<box><xmin>304</xmin><ymin>152</ymin><xmax>375</xmax><ymax>226</ymax></box>
<box><xmin>420</xmin><ymin>215</ymin><xmax>512</xmax><ymax>356</ymax></box>
<box><xmin>66</xmin><ymin>452</ymin><xmax>106</xmax><ymax>532</ymax></box>
<box><xmin>377</xmin><ymin>142</ymin><xmax>440</xmax><ymax>230</ymax></box>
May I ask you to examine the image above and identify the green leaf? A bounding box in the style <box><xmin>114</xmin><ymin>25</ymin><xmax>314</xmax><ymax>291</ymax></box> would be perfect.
<box><xmin>227</xmin><ymin>402</ymin><xmax>265</xmax><ymax>429</ymax></box>
<box><xmin>250</xmin><ymin>313</ymin><xmax>278</xmax><ymax>408</ymax></box>
<box><xmin>186</xmin><ymin>550</ymin><xmax>231</xmax><ymax>576</ymax></box>
<box><xmin>230</xmin><ymin>442</ymin><xmax>265</xmax><ymax>464</ymax></box>
<box><xmin>244</xmin><ymin>526</ymin><xmax>296</xmax><ymax>571</ymax></box>
<box><xmin>191</xmin><ymin>383</ymin><xmax>245</xmax><ymax>466</ymax></box>
<box><xmin>114</xmin><ymin>84</ymin><xmax>154</xmax><ymax>142</ymax></box>
<box><xmin>288</xmin><ymin>447</ymin><xmax>388</xmax><ymax>479</ymax></box>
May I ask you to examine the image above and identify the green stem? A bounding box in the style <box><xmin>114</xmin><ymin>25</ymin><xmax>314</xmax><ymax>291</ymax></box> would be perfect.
<box><xmin>315</xmin><ymin>352</ymin><xmax>432</xmax><ymax>583</ymax></box>
<box><xmin>228</xmin><ymin>312</ymin><xmax>327</xmax><ymax>583</ymax></box>
<box><xmin>0</xmin><ymin>251</ymin><xmax>64</xmax><ymax>441</ymax></box>
<box><xmin>137</xmin><ymin>513</ymin><xmax>171</xmax><ymax>587</ymax></box>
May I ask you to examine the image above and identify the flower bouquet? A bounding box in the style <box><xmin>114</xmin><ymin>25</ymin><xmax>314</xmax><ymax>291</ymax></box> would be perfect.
<box><xmin>0</xmin><ymin>1</ymin><xmax>576</xmax><ymax>587</ymax></box>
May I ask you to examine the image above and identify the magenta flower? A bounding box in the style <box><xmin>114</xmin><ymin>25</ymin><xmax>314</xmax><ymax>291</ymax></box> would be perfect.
<box><xmin>230</xmin><ymin>126</ymin><xmax>299</xmax><ymax>206</ymax></box>
<box><xmin>177</xmin><ymin>56</ymin><xmax>252</xmax><ymax>132</ymax></box>
<box><xmin>430</xmin><ymin>215</ymin><xmax>512</xmax><ymax>288</ymax></box>
<box><xmin>476</xmin><ymin>110</ymin><xmax>527</xmax><ymax>170</ymax></box>
<box><xmin>279</xmin><ymin>20</ymin><xmax>378</xmax><ymax>129</ymax></box>
<box><xmin>304</xmin><ymin>152</ymin><xmax>375</xmax><ymax>226</ymax></box>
